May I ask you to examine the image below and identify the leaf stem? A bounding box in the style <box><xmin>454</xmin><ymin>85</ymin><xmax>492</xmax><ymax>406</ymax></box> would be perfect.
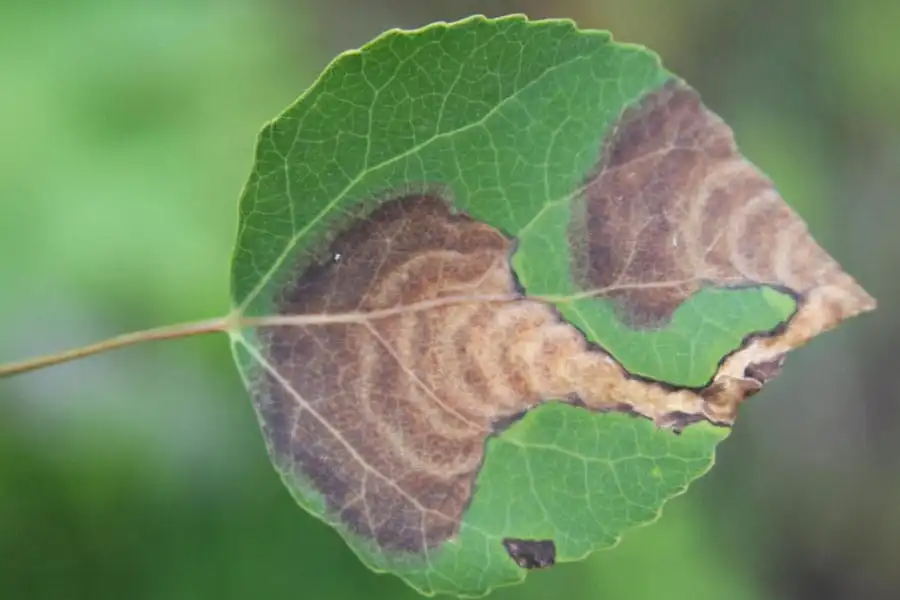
<box><xmin>0</xmin><ymin>316</ymin><xmax>231</xmax><ymax>379</ymax></box>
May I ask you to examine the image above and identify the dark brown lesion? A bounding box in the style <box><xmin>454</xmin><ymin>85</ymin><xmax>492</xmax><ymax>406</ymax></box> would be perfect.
<box><xmin>252</xmin><ymin>193</ymin><xmax>518</xmax><ymax>553</ymax></box>
<box><xmin>502</xmin><ymin>538</ymin><xmax>556</xmax><ymax>569</ymax></box>
<box><xmin>568</xmin><ymin>79</ymin><xmax>808</xmax><ymax>328</ymax></box>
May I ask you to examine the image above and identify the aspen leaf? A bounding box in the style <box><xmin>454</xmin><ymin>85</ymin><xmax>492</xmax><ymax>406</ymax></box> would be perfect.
<box><xmin>228</xmin><ymin>15</ymin><xmax>875</xmax><ymax>597</ymax></box>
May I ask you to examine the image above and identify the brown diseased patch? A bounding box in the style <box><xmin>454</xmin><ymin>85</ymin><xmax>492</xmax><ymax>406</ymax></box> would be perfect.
<box><xmin>570</xmin><ymin>78</ymin><xmax>875</xmax><ymax>329</ymax></box>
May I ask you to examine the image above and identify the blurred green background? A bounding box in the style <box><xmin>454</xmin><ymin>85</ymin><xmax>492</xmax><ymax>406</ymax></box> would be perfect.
<box><xmin>1</xmin><ymin>1</ymin><xmax>897</xmax><ymax>599</ymax></box>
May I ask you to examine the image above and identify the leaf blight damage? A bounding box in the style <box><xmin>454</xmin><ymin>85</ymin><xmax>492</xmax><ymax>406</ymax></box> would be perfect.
<box><xmin>229</xmin><ymin>14</ymin><xmax>875</xmax><ymax>598</ymax></box>
<box><xmin>566</xmin><ymin>76</ymin><xmax>874</xmax><ymax>366</ymax></box>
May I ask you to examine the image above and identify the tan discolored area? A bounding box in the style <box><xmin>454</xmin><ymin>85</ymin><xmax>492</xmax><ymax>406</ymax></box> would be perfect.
<box><xmin>244</xmin><ymin>189</ymin><xmax>869</xmax><ymax>556</ymax></box>
<box><xmin>570</xmin><ymin>78</ymin><xmax>875</xmax><ymax>330</ymax></box>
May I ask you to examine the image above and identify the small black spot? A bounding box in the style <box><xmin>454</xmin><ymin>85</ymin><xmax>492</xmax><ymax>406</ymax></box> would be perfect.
<box><xmin>502</xmin><ymin>538</ymin><xmax>556</xmax><ymax>570</ymax></box>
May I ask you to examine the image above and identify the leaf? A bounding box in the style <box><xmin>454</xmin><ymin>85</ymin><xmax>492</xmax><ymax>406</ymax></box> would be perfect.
<box><xmin>227</xmin><ymin>14</ymin><xmax>875</xmax><ymax>597</ymax></box>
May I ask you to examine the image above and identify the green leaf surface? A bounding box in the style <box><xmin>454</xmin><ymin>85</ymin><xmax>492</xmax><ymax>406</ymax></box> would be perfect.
<box><xmin>228</xmin><ymin>15</ymin><xmax>875</xmax><ymax>597</ymax></box>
